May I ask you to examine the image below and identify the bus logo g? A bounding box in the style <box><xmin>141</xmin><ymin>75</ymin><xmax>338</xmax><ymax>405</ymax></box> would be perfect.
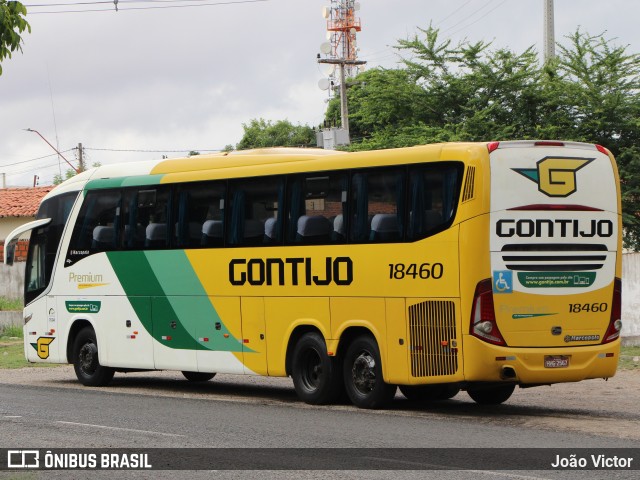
<box><xmin>513</xmin><ymin>157</ymin><xmax>593</xmax><ymax>197</ymax></box>
<box><xmin>30</xmin><ymin>337</ymin><xmax>55</xmax><ymax>359</ymax></box>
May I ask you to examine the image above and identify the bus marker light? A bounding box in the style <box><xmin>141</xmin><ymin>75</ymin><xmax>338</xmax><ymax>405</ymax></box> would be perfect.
<box><xmin>440</xmin><ymin>340</ymin><xmax>448</xmax><ymax>347</ymax></box>
<box><xmin>162</xmin><ymin>336</ymin><xmax>172</xmax><ymax>341</ymax></box>
<box><xmin>199</xmin><ymin>337</ymin><xmax>209</xmax><ymax>342</ymax></box>
<box><xmin>243</xmin><ymin>339</ymin><xmax>250</xmax><ymax>344</ymax></box>
<box><xmin>223</xmin><ymin>334</ymin><xmax>229</xmax><ymax>338</ymax></box>
<box><xmin>133</xmin><ymin>331</ymin><xmax>138</xmax><ymax>335</ymax></box>
<box><xmin>29</xmin><ymin>332</ymin><xmax>36</xmax><ymax>336</ymax></box>
<box><xmin>534</xmin><ymin>141</ymin><xmax>565</xmax><ymax>147</ymax></box>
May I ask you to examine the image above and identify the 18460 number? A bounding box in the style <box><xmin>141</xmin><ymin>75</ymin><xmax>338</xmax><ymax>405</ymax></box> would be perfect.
<box><xmin>388</xmin><ymin>263</ymin><xmax>444</xmax><ymax>280</ymax></box>
<box><xmin>569</xmin><ymin>303</ymin><xmax>608</xmax><ymax>313</ymax></box>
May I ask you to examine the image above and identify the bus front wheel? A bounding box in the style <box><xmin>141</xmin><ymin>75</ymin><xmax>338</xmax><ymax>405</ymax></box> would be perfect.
<box><xmin>343</xmin><ymin>335</ymin><xmax>396</xmax><ymax>409</ymax></box>
<box><xmin>291</xmin><ymin>332</ymin><xmax>343</xmax><ymax>405</ymax></box>
<box><xmin>72</xmin><ymin>326</ymin><xmax>115</xmax><ymax>387</ymax></box>
<box><xmin>467</xmin><ymin>384</ymin><xmax>515</xmax><ymax>405</ymax></box>
<box><xmin>182</xmin><ymin>371</ymin><xmax>216</xmax><ymax>382</ymax></box>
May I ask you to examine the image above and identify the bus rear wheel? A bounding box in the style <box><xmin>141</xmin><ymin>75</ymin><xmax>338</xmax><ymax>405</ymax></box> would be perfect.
<box><xmin>467</xmin><ymin>384</ymin><xmax>515</xmax><ymax>405</ymax></box>
<box><xmin>400</xmin><ymin>384</ymin><xmax>460</xmax><ymax>401</ymax></box>
<box><xmin>182</xmin><ymin>371</ymin><xmax>216</xmax><ymax>382</ymax></box>
<box><xmin>72</xmin><ymin>326</ymin><xmax>115</xmax><ymax>387</ymax></box>
<box><xmin>343</xmin><ymin>335</ymin><xmax>396</xmax><ymax>409</ymax></box>
<box><xmin>291</xmin><ymin>332</ymin><xmax>343</xmax><ymax>405</ymax></box>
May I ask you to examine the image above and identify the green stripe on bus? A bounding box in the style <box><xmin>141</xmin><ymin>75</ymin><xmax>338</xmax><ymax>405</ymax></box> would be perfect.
<box><xmin>106</xmin><ymin>250</ymin><xmax>245</xmax><ymax>352</ymax></box>
<box><xmin>85</xmin><ymin>174</ymin><xmax>165</xmax><ymax>191</ymax></box>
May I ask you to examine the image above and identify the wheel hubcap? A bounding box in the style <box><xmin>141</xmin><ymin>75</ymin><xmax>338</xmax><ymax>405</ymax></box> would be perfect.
<box><xmin>301</xmin><ymin>349</ymin><xmax>322</xmax><ymax>391</ymax></box>
<box><xmin>351</xmin><ymin>350</ymin><xmax>376</xmax><ymax>394</ymax></box>
<box><xmin>79</xmin><ymin>342</ymin><xmax>98</xmax><ymax>374</ymax></box>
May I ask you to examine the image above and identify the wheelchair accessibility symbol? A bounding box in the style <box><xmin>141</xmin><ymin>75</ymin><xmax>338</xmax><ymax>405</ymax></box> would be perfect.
<box><xmin>493</xmin><ymin>270</ymin><xmax>513</xmax><ymax>294</ymax></box>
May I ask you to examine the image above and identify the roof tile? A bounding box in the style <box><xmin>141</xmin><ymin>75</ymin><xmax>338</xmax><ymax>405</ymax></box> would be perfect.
<box><xmin>0</xmin><ymin>187</ymin><xmax>55</xmax><ymax>218</ymax></box>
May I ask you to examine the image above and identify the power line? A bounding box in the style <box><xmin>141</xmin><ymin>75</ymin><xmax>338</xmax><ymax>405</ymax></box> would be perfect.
<box><xmin>0</xmin><ymin>149</ymin><xmax>75</xmax><ymax>168</ymax></box>
<box><xmin>433</xmin><ymin>0</ymin><xmax>476</xmax><ymax>27</ymax></box>
<box><xmin>26</xmin><ymin>0</ymin><xmax>270</xmax><ymax>14</ymax></box>
<box><xmin>445</xmin><ymin>0</ymin><xmax>508</xmax><ymax>37</ymax></box>
<box><xmin>440</xmin><ymin>0</ymin><xmax>500</xmax><ymax>34</ymax></box>
<box><xmin>84</xmin><ymin>147</ymin><xmax>223</xmax><ymax>153</ymax></box>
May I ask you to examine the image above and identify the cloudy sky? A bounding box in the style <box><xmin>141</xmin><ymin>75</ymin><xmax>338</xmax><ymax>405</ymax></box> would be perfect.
<box><xmin>1</xmin><ymin>0</ymin><xmax>638</xmax><ymax>186</ymax></box>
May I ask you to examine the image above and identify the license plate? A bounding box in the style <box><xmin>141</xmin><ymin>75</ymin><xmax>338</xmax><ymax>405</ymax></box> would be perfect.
<box><xmin>544</xmin><ymin>355</ymin><xmax>569</xmax><ymax>368</ymax></box>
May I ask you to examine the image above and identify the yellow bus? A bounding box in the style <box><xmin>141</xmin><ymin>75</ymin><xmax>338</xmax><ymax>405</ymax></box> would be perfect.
<box><xmin>4</xmin><ymin>141</ymin><xmax>622</xmax><ymax>408</ymax></box>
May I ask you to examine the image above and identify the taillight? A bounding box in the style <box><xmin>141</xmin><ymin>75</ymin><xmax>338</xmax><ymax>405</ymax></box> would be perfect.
<box><xmin>470</xmin><ymin>279</ymin><xmax>506</xmax><ymax>346</ymax></box>
<box><xmin>487</xmin><ymin>142</ymin><xmax>500</xmax><ymax>153</ymax></box>
<box><xmin>602</xmin><ymin>277</ymin><xmax>622</xmax><ymax>344</ymax></box>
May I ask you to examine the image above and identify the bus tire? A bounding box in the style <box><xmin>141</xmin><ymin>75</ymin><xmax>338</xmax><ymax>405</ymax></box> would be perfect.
<box><xmin>182</xmin><ymin>371</ymin><xmax>216</xmax><ymax>382</ymax></box>
<box><xmin>72</xmin><ymin>326</ymin><xmax>115</xmax><ymax>387</ymax></box>
<box><xmin>291</xmin><ymin>332</ymin><xmax>343</xmax><ymax>405</ymax></box>
<box><xmin>343</xmin><ymin>334</ymin><xmax>396</xmax><ymax>409</ymax></box>
<box><xmin>400</xmin><ymin>384</ymin><xmax>460</xmax><ymax>401</ymax></box>
<box><xmin>467</xmin><ymin>384</ymin><xmax>515</xmax><ymax>405</ymax></box>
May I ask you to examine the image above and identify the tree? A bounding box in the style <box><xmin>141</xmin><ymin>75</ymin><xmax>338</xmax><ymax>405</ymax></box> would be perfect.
<box><xmin>323</xmin><ymin>27</ymin><xmax>640</xmax><ymax>249</ymax></box>
<box><xmin>0</xmin><ymin>1</ymin><xmax>30</xmax><ymax>75</ymax></box>
<box><xmin>236</xmin><ymin>119</ymin><xmax>316</xmax><ymax>150</ymax></box>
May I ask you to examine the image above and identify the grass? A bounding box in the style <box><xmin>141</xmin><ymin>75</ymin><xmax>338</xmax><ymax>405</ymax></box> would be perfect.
<box><xmin>0</xmin><ymin>297</ymin><xmax>22</xmax><ymax>311</ymax></box>
<box><xmin>619</xmin><ymin>346</ymin><xmax>640</xmax><ymax>371</ymax></box>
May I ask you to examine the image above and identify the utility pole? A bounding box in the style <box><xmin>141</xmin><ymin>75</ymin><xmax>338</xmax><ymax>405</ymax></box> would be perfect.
<box><xmin>318</xmin><ymin>58</ymin><xmax>366</xmax><ymax>136</ymax></box>
<box><xmin>543</xmin><ymin>0</ymin><xmax>555</xmax><ymax>63</ymax></box>
<box><xmin>77</xmin><ymin>143</ymin><xmax>85</xmax><ymax>172</ymax></box>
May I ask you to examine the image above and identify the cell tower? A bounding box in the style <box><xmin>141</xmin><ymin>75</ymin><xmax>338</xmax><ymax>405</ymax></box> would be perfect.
<box><xmin>317</xmin><ymin>1</ymin><xmax>366</xmax><ymax>148</ymax></box>
<box><xmin>323</xmin><ymin>0</ymin><xmax>363</xmax><ymax>78</ymax></box>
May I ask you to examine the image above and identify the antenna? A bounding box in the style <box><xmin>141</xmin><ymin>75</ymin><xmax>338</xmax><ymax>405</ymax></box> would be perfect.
<box><xmin>316</xmin><ymin>1</ymin><xmax>366</xmax><ymax>148</ymax></box>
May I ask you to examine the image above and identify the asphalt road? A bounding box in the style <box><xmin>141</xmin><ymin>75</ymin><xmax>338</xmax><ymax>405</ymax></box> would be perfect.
<box><xmin>0</xmin><ymin>369</ymin><xmax>639</xmax><ymax>479</ymax></box>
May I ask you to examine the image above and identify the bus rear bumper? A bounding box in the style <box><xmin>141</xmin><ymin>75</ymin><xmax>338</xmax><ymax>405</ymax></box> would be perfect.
<box><xmin>462</xmin><ymin>335</ymin><xmax>620</xmax><ymax>385</ymax></box>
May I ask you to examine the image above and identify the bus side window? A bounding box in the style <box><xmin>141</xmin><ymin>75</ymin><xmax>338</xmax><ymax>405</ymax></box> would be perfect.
<box><xmin>351</xmin><ymin>169</ymin><xmax>405</xmax><ymax>243</ymax></box>
<box><xmin>407</xmin><ymin>164</ymin><xmax>463</xmax><ymax>240</ymax></box>
<box><xmin>286</xmin><ymin>172</ymin><xmax>347</xmax><ymax>244</ymax></box>
<box><xmin>227</xmin><ymin>176</ymin><xmax>284</xmax><ymax>246</ymax></box>
<box><xmin>121</xmin><ymin>187</ymin><xmax>171</xmax><ymax>250</ymax></box>
<box><xmin>173</xmin><ymin>181</ymin><xmax>225</xmax><ymax>249</ymax></box>
<box><xmin>68</xmin><ymin>190</ymin><xmax>122</xmax><ymax>254</ymax></box>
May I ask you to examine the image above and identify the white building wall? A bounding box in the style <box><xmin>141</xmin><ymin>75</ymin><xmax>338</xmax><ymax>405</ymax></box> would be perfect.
<box><xmin>622</xmin><ymin>252</ymin><xmax>640</xmax><ymax>345</ymax></box>
<box><xmin>0</xmin><ymin>217</ymin><xmax>34</xmax><ymax>241</ymax></box>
